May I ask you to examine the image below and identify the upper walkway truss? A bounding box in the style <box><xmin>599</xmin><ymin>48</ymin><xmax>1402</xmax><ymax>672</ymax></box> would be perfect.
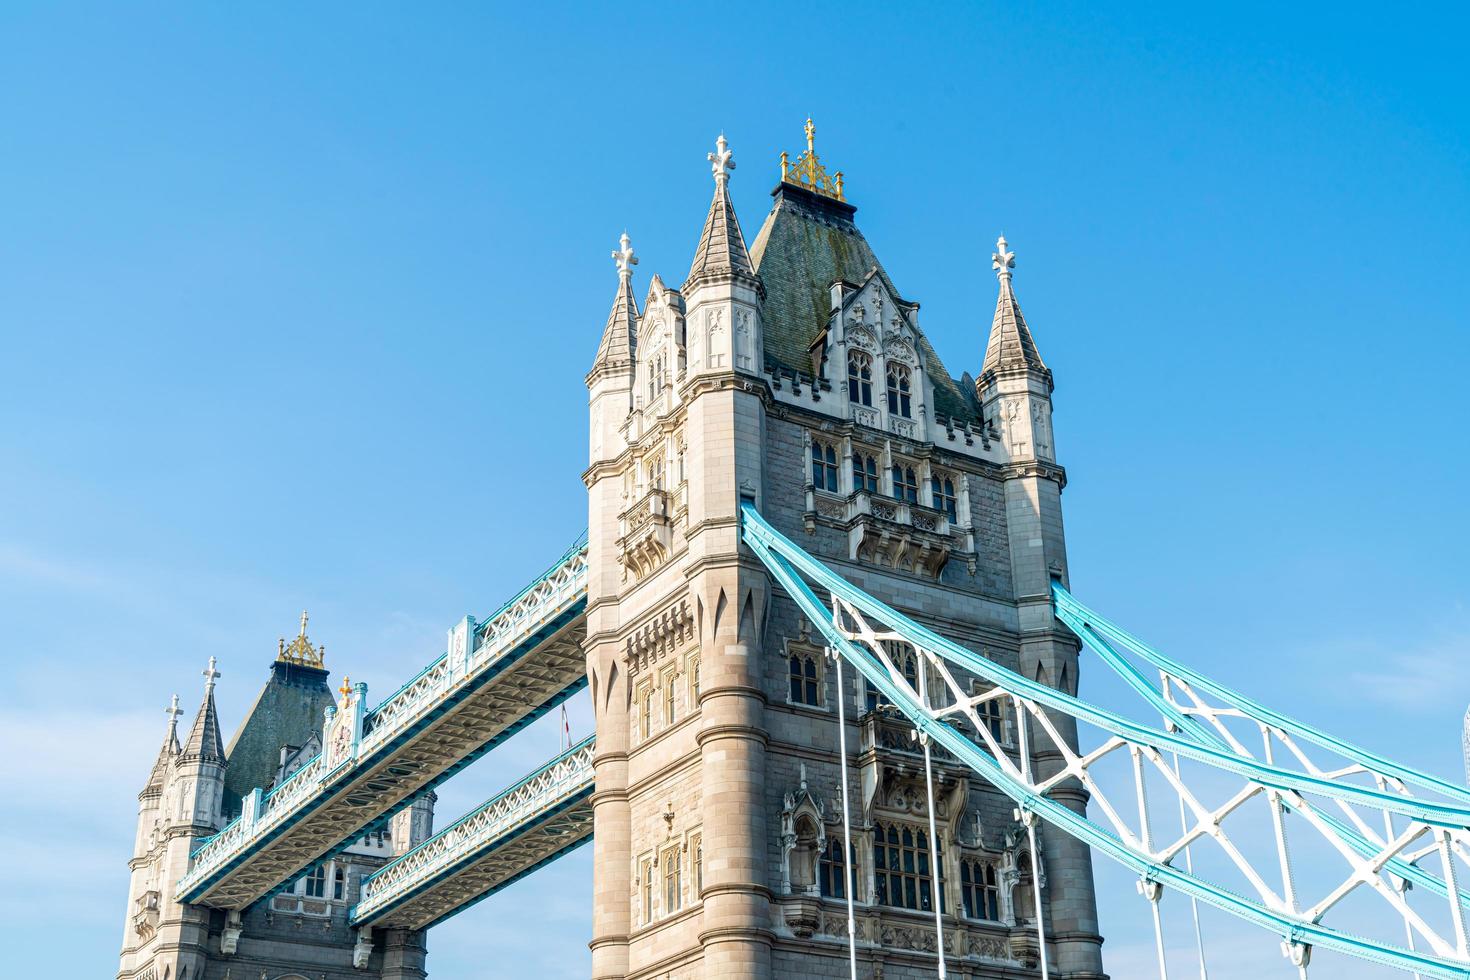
<box><xmin>177</xmin><ymin>535</ymin><xmax>590</xmax><ymax>909</ymax></box>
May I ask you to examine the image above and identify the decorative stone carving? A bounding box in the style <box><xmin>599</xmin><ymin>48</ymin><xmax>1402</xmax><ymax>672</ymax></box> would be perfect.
<box><xmin>617</xmin><ymin>488</ymin><xmax>673</xmax><ymax>579</ymax></box>
<box><xmin>966</xmin><ymin>932</ymin><xmax>1011</xmax><ymax>960</ymax></box>
<box><xmin>1003</xmin><ymin>398</ymin><xmax>1029</xmax><ymax>457</ymax></box>
<box><xmin>352</xmin><ymin>929</ymin><xmax>373</xmax><ymax>969</ymax></box>
<box><xmin>782</xmin><ymin>895</ymin><xmax>823</xmax><ymax>939</ymax></box>
<box><xmin>131</xmin><ymin>890</ymin><xmax>160</xmax><ymax>939</ymax></box>
<box><xmin>735</xmin><ymin>309</ymin><xmax>754</xmax><ymax>370</ymax></box>
<box><xmin>220</xmin><ymin>910</ymin><xmax>243</xmax><ymax>955</ymax></box>
<box><xmin>780</xmin><ymin>764</ymin><xmax>826</xmax><ymax>896</ymax></box>
<box><xmin>848</xmin><ymin>325</ymin><xmax>877</xmax><ymax>351</ymax></box>
<box><xmin>625</xmin><ymin>599</ymin><xmax>695</xmax><ymax>676</ymax></box>
<box><xmin>1031</xmin><ymin>401</ymin><xmax>1052</xmax><ymax>460</ymax></box>
<box><xmin>883</xmin><ymin>337</ymin><xmax>917</xmax><ymax>365</ymax></box>
<box><xmin>706</xmin><ymin>309</ymin><xmax>725</xmax><ymax>369</ymax></box>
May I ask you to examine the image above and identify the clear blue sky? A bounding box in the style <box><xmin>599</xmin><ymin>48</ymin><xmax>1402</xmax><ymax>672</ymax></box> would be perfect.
<box><xmin>2</xmin><ymin>2</ymin><xmax>1466</xmax><ymax>977</ymax></box>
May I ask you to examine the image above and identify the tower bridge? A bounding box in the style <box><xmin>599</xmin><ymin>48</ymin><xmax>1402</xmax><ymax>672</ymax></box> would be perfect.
<box><xmin>120</xmin><ymin>123</ymin><xmax>1470</xmax><ymax>980</ymax></box>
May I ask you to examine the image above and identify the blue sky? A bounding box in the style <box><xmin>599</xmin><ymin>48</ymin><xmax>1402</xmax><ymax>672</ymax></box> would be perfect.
<box><xmin>2</xmin><ymin>2</ymin><xmax>1466</xmax><ymax>977</ymax></box>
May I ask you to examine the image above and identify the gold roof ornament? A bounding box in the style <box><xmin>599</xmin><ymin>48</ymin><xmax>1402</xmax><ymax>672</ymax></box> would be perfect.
<box><xmin>338</xmin><ymin>675</ymin><xmax>353</xmax><ymax>707</ymax></box>
<box><xmin>277</xmin><ymin>609</ymin><xmax>326</xmax><ymax>669</ymax></box>
<box><xmin>779</xmin><ymin>117</ymin><xmax>845</xmax><ymax>202</ymax></box>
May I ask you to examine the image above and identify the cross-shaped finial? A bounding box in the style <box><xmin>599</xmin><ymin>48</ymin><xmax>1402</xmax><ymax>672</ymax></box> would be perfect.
<box><xmin>611</xmin><ymin>232</ymin><xmax>637</xmax><ymax>280</ymax></box>
<box><xmin>992</xmin><ymin>235</ymin><xmax>1015</xmax><ymax>280</ymax></box>
<box><xmin>202</xmin><ymin>656</ymin><xmax>221</xmax><ymax>693</ymax></box>
<box><xmin>165</xmin><ymin>694</ymin><xmax>182</xmax><ymax>731</ymax></box>
<box><xmin>339</xmin><ymin>675</ymin><xmax>353</xmax><ymax>707</ymax></box>
<box><xmin>708</xmin><ymin>133</ymin><xmax>735</xmax><ymax>183</ymax></box>
<box><xmin>805</xmin><ymin>117</ymin><xmax>816</xmax><ymax>155</ymax></box>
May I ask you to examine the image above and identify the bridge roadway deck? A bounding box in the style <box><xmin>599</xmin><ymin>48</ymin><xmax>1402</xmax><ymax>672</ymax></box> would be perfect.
<box><xmin>177</xmin><ymin>536</ymin><xmax>590</xmax><ymax>910</ymax></box>
<box><xmin>351</xmin><ymin>737</ymin><xmax>594</xmax><ymax>931</ymax></box>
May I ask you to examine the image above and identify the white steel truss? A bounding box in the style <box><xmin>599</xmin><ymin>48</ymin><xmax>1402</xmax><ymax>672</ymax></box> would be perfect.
<box><xmin>177</xmin><ymin>536</ymin><xmax>589</xmax><ymax>909</ymax></box>
<box><xmin>742</xmin><ymin>501</ymin><xmax>1470</xmax><ymax>979</ymax></box>
<box><xmin>352</xmin><ymin>737</ymin><xmax>595</xmax><ymax>930</ymax></box>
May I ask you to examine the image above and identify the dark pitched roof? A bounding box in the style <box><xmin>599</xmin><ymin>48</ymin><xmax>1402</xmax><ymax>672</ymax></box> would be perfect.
<box><xmin>180</xmin><ymin>685</ymin><xmax>225</xmax><ymax>765</ymax></box>
<box><xmin>593</xmin><ymin>272</ymin><xmax>639</xmax><ymax>370</ymax></box>
<box><xmin>684</xmin><ymin>179</ymin><xmax>756</xmax><ymax>290</ymax></box>
<box><xmin>748</xmin><ymin>183</ymin><xmax>979</xmax><ymax>422</ymax></box>
<box><xmin>221</xmin><ymin>660</ymin><xmax>336</xmax><ymax>817</ymax></box>
<box><xmin>981</xmin><ymin>261</ymin><xmax>1047</xmax><ymax>379</ymax></box>
<box><xmin>142</xmin><ymin>720</ymin><xmax>180</xmax><ymax>796</ymax></box>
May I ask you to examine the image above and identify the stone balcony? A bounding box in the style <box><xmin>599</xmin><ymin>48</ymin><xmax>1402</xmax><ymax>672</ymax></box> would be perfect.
<box><xmin>132</xmin><ymin>890</ymin><xmax>160</xmax><ymax>938</ymax></box>
<box><xmin>807</xmin><ymin>489</ymin><xmax>974</xmax><ymax>579</ymax></box>
<box><xmin>862</xmin><ymin>712</ymin><xmax>959</xmax><ymax>765</ymax></box>
<box><xmin>617</xmin><ymin>486</ymin><xmax>682</xmax><ymax>579</ymax></box>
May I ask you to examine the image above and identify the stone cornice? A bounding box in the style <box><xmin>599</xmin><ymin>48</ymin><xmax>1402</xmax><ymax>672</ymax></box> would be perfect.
<box><xmin>1001</xmin><ymin>458</ymin><xmax>1067</xmax><ymax>489</ymax></box>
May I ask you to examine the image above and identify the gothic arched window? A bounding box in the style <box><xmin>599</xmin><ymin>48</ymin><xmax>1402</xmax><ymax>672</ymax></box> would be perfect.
<box><xmin>820</xmin><ymin>838</ymin><xmax>856</xmax><ymax>899</ymax></box>
<box><xmin>865</xmin><ymin>678</ymin><xmax>887</xmax><ymax>712</ymax></box>
<box><xmin>847</xmin><ymin>351</ymin><xmax>873</xmax><ymax>407</ymax></box>
<box><xmin>333</xmin><ymin>865</ymin><xmax>346</xmax><ymax>901</ymax></box>
<box><xmin>788</xmin><ymin>652</ymin><xmax>820</xmax><ymax>706</ymax></box>
<box><xmin>663</xmin><ymin>843</ymin><xmax>683</xmax><ymax>913</ymax></box>
<box><xmin>303</xmin><ymin>864</ymin><xmax>326</xmax><ymax>898</ymax></box>
<box><xmin>961</xmin><ymin>860</ymin><xmax>1001</xmax><ymax>920</ymax></box>
<box><xmin>810</xmin><ymin>440</ymin><xmax>839</xmax><ymax>493</ymax></box>
<box><xmin>886</xmin><ymin>363</ymin><xmax>912</xmax><ymax>417</ymax></box>
<box><xmin>874</xmin><ymin>822</ymin><xmax>944</xmax><ymax>912</ymax></box>
<box><xmin>891</xmin><ymin>464</ymin><xmax>918</xmax><ymax>504</ymax></box>
<box><xmin>692</xmin><ymin>834</ymin><xmax>704</xmax><ymax>894</ymax></box>
<box><xmin>852</xmin><ymin>452</ymin><xmax>879</xmax><ymax>493</ymax></box>
<box><xmin>932</xmin><ymin>474</ymin><xmax>958</xmax><ymax>521</ymax></box>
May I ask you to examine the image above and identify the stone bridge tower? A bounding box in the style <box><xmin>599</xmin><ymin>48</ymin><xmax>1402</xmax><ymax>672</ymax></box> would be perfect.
<box><xmin>118</xmin><ymin>619</ymin><xmax>434</xmax><ymax>980</ymax></box>
<box><xmin>584</xmin><ymin>124</ymin><xmax>1107</xmax><ymax>979</ymax></box>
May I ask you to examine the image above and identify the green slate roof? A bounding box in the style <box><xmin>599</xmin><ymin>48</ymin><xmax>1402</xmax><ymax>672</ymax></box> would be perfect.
<box><xmin>222</xmin><ymin>660</ymin><xmax>336</xmax><ymax>817</ymax></box>
<box><xmin>748</xmin><ymin>182</ymin><xmax>980</xmax><ymax>423</ymax></box>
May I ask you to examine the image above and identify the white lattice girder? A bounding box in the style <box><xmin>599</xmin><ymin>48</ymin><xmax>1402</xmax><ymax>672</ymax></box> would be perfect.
<box><xmin>352</xmin><ymin>739</ymin><xmax>595</xmax><ymax>930</ymax></box>
<box><xmin>177</xmin><ymin>544</ymin><xmax>589</xmax><ymax>909</ymax></box>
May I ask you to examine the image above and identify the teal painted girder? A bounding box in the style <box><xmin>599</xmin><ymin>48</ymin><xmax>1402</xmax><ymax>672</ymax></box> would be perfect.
<box><xmin>741</xmin><ymin>502</ymin><xmax>1470</xmax><ymax>980</ymax></box>
<box><xmin>177</xmin><ymin>538</ymin><xmax>590</xmax><ymax>908</ymax></box>
<box><xmin>351</xmin><ymin>736</ymin><xmax>595</xmax><ymax>931</ymax></box>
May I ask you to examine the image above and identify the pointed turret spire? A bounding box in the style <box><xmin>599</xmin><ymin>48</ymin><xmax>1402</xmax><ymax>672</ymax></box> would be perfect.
<box><xmin>142</xmin><ymin>694</ymin><xmax>182</xmax><ymax>794</ymax></box>
<box><xmin>180</xmin><ymin>657</ymin><xmax>225</xmax><ymax>764</ymax></box>
<box><xmin>685</xmin><ymin>134</ymin><xmax>756</xmax><ymax>290</ymax></box>
<box><xmin>593</xmin><ymin>232</ymin><xmax>640</xmax><ymax>368</ymax></box>
<box><xmin>981</xmin><ymin>235</ymin><xmax>1048</xmax><ymax>378</ymax></box>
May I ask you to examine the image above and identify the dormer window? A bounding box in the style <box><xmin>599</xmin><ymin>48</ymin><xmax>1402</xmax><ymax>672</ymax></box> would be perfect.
<box><xmin>852</xmin><ymin>452</ymin><xmax>879</xmax><ymax>493</ymax></box>
<box><xmin>810</xmin><ymin>440</ymin><xmax>839</xmax><ymax>493</ymax></box>
<box><xmin>847</xmin><ymin>351</ymin><xmax>873</xmax><ymax>406</ymax></box>
<box><xmin>891</xmin><ymin>464</ymin><xmax>918</xmax><ymax>504</ymax></box>
<box><xmin>885</xmin><ymin>363</ymin><xmax>912</xmax><ymax>418</ymax></box>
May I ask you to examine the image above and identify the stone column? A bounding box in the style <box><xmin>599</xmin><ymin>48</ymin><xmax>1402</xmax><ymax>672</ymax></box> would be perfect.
<box><xmin>378</xmin><ymin>927</ymin><xmax>428</xmax><ymax>979</ymax></box>
<box><xmin>1008</xmin><ymin>473</ymin><xmax>1107</xmax><ymax>979</ymax></box>
<box><xmin>694</xmin><ymin>565</ymin><xmax>773</xmax><ymax>978</ymax></box>
<box><xmin>587</xmin><ymin>637</ymin><xmax>631</xmax><ymax>980</ymax></box>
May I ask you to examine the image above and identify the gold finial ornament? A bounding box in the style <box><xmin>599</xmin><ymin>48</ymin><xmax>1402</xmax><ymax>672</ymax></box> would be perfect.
<box><xmin>339</xmin><ymin>676</ymin><xmax>352</xmax><ymax>706</ymax></box>
<box><xmin>276</xmin><ymin>609</ymin><xmax>326</xmax><ymax>668</ymax></box>
<box><xmin>780</xmin><ymin>117</ymin><xmax>845</xmax><ymax>202</ymax></box>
